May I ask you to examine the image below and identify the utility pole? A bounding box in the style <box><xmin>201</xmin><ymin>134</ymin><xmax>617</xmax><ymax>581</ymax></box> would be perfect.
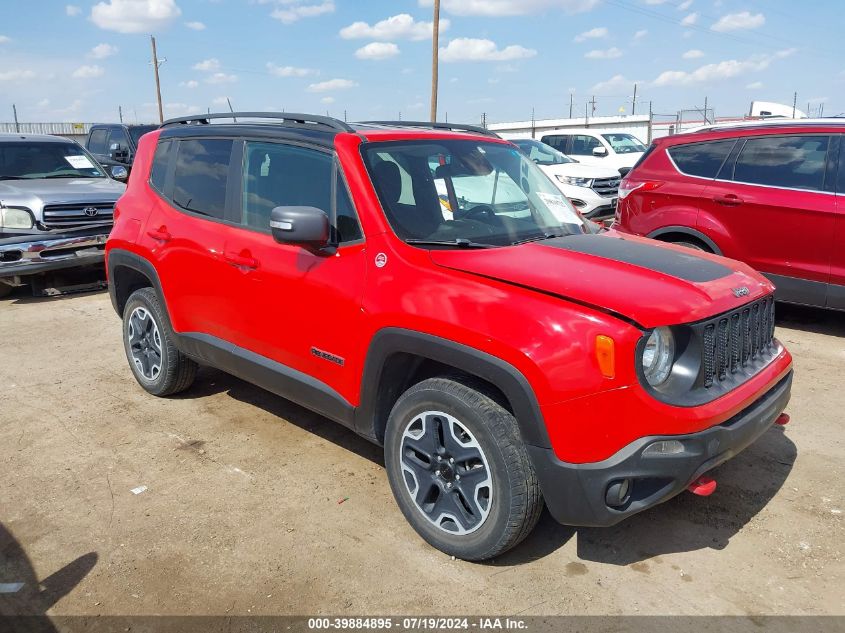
<box><xmin>569</xmin><ymin>93</ymin><xmax>574</xmax><ymax>119</ymax></box>
<box><xmin>119</xmin><ymin>105</ymin><xmax>123</xmax><ymax>124</ymax></box>
<box><xmin>429</xmin><ymin>0</ymin><xmax>441</xmax><ymax>122</ymax></box>
<box><xmin>703</xmin><ymin>96</ymin><xmax>709</xmax><ymax>124</ymax></box>
<box><xmin>647</xmin><ymin>100</ymin><xmax>653</xmax><ymax>143</ymax></box>
<box><xmin>632</xmin><ymin>83</ymin><xmax>637</xmax><ymax>116</ymax></box>
<box><xmin>150</xmin><ymin>36</ymin><xmax>164</xmax><ymax>124</ymax></box>
<box><xmin>792</xmin><ymin>91</ymin><xmax>797</xmax><ymax>118</ymax></box>
<box><xmin>590</xmin><ymin>95</ymin><xmax>597</xmax><ymax>117</ymax></box>
<box><xmin>226</xmin><ymin>97</ymin><xmax>237</xmax><ymax>122</ymax></box>
<box><xmin>531</xmin><ymin>107</ymin><xmax>536</xmax><ymax>139</ymax></box>
<box><xmin>12</xmin><ymin>104</ymin><xmax>19</xmax><ymax>133</ymax></box>
<box><xmin>481</xmin><ymin>112</ymin><xmax>487</xmax><ymax>129</ymax></box>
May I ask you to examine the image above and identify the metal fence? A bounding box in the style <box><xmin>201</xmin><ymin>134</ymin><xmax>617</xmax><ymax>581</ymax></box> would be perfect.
<box><xmin>0</xmin><ymin>121</ymin><xmax>94</xmax><ymax>143</ymax></box>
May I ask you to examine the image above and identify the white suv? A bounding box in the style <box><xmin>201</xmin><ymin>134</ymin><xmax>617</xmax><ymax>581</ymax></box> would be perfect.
<box><xmin>539</xmin><ymin>129</ymin><xmax>646</xmax><ymax>171</ymax></box>
<box><xmin>511</xmin><ymin>138</ymin><xmax>620</xmax><ymax>219</ymax></box>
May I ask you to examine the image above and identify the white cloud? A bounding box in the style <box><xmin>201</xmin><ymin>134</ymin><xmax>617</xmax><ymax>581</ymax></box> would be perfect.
<box><xmin>185</xmin><ymin>21</ymin><xmax>205</xmax><ymax>30</ymax></box>
<box><xmin>440</xmin><ymin>37</ymin><xmax>536</xmax><ymax>62</ymax></box>
<box><xmin>652</xmin><ymin>48</ymin><xmax>795</xmax><ymax>86</ymax></box>
<box><xmin>574</xmin><ymin>26</ymin><xmax>607</xmax><ymax>42</ymax></box>
<box><xmin>340</xmin><ymin>14</ymin><xmax>448</xmax><ymax>41</ymax></box>
<box><xmin>212</xmin><ymin>96</ymin><xmax>230</xmax><ymax>105</ymax></box>
<box><xmin>585</xmin><ymin>47</ymin><xmax>622</xmax><ymax>59</ymax></box>
<box><xmin>266</xmin><ymin>62</ymin><xmax>315</xmax><ymax>77</ymax></box>
<box><xmin>162</xmin><ymin>102</ymin><xmax>200</xmax><ymax>117</ymax></box>
<box><xmin>179</xmin><ymin>79</ymin><xmax>199</xmax><ymax>88</ymax></box>
<box><xmin>36</xmin><ymin>98</ymin><xmax>50</xmax><ymax>108</ymax></box>
<box><xmin>66</xmin><ymin>5</ymin><xmax>82</xmax><ymax>16</ymax></box>
<box><xmin>308</xmin><ymin>78</ymin><xmax>358</xmax><ymax>92</ymax></box>
<box><xmin>633</xmin><ymin>29</ymin><xmax>647</xmax><ymax>41</ymax></box>
<box><xmin>711</xmin><ymin>11</ymin><xmax>765</xmax><ymax>32</ymax></box>
<box><xmin>205</xmin><ymin>72</ymin><xmax>237</xmax><ymax>84</ymax></box>
<box><xmin>420</xmin><ymin>0</ymin><xmax>599</xmax><ymax>16</ymax></box>
<box><xmin>0</xmin><ymin>69</ymin><xmax>36</xmax><ymax>81</ymax></box>
<box><xmin>72</xmin><ymin>65</ymin><xmax>105</xmax><ymax>79</ymax></box>
<box><xmin>590</xmin><ymin>73</ymin><xmax>638</xmax><ymax>94</ymax></box>
<box><xmin>89</xmin><ymin>43</ymin><xmax>118</xmax><ymax>59</ymax></box>
<box><xmin>270</xmin><ymin>1</ymin><xmax>334</xmax><ymax>24</ymax></box>
<box><xmin>91</xmin><ymin>0</ymin><xmax>182</xmax><ymax>33</ymax></box>
<box><xmin>193</xmin><ymin>58</ymin><xmax>220</xmax><ymax>71</ymax></box>
<box><xmin>0</xmin><ymin>35</ymin><xmax>10</xmax><ymax>44</ymax></box>
<box><xmin>677</xmin><ymin>0</ymin><xmax>693</xmax><ymax>9</ymax></box>
<box><xmin>745</xmin><ymin>81</ymin><xmax>763</xmax><ymax>89</ymax></box>
<box><xmin>681</xmin><ymin>12</ymin><xmax>699</xmax><ymax>26</ymax></box>
<box><xmin>644</xmin><ymin>0</ymin><xmax>667</xmax><ymax>4</ymax></box>
<box><xmin>355</xmin><ymin>42</ymin><xmax>400</xmax><ymax>60</ymax></box>
<box><xmin>321</xmin><ymin>96</ymin><xmax>335</xmax><ymax>104</ymax></box>
<box><xmin>682</xmin><ymin>49</ymin><xmax>704</xmax><ymax>59</ymax></box>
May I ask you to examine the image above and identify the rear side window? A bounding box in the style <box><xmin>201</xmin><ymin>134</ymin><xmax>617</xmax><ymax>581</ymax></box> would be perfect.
<box><xmin>172</xmin><ymin>139</ymin><xmax>233</xmax><ymax>219</ymax></box>
<box><xmin>542</xmin><ymin>135</ymin><xmax>568</xmax><ymax>152</ymax></box>
<box><xmin>732</xmin><ymin>135</ymin><xmax>829</xmax><ymax>191</ymax></box>
<box><xmin>667</xmin><ymin>139</ymin><xmax>736</xmax><ymax>178</ymax></box>
<box><xmin>88</xmin><ymin>129</ymin><xmax>109</xmax><ymax>154</ymax></box>
<box><xmin>149</xmin><ymin>140</ymin><xmax>172</xmax><ymax>193</ymax></box>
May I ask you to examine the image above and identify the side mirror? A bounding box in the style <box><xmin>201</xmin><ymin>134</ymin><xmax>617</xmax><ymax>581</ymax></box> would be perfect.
<box><xmin>592</xmin><ymin>146</ymin><xmax>609</xmax><ymax>157</ymax></box>
<box><xmin>109</xmin><ymin>143</ymin><xmax>129</xmax><ymax>162</ymax></box>
<box><xmin>110</xmin><ymin>165</ymin><xmax>128</xmax><ymax>182</ymax></box>
<box><xmin>270</xmin><ymin>206</ymin><xmax>330</xmax><ymax>249</ymax></box>
<box><xmin>618</xmin><ymin>167</ymin><xmax>631</xmax><ymax>177</ymax></box>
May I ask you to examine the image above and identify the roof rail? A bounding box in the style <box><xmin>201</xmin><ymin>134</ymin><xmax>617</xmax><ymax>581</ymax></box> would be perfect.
<box><xmin>686</xmin><ymin>117</ymin><xmax>845</xmax><ymax>134</ymax></box>
<box><xmin>160</xmin><ymin>111</ymin><xmax>355</xmax><ymax>133</ymax></box>
<box><xmin>361</xmin><ymin>120</ymin><xmax>501</xmax><ymax>138</ymax></box>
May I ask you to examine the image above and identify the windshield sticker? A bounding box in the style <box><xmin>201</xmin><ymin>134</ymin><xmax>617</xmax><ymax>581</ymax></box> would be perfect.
<box><xmin>64</xmin><ymin>155</ymin><xmax>96</xmax><ymax>170</ymax></box>
<box><xmin>537</xmin><ymin>192</ymin><xmax>582</xmax><ymax>225</ymax></box>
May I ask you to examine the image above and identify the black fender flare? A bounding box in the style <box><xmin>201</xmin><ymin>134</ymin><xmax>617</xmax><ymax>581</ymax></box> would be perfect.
<box><xmin>647</xmin><ymin>226</ymin><xmax>722</xmax><ymax>255</ymax></box>
<box><xmin>107</xmin><ymin>248</ymin><xmax>171</xmax><ymax>322</ymax></box>
<box><xmin>355</xmin><ymin>328</ymin><xmax>551</xmax><ymax>449</ymax></box>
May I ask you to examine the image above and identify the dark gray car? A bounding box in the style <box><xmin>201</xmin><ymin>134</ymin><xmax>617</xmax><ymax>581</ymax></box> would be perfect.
<box><xmin>0</xmin><ymin>134</ymin><xmax>126</xmax><ymax>296</ymax></box>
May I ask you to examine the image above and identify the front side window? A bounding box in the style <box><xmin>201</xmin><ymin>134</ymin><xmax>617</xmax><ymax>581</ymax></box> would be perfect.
<box><xmin>602</xmin><ymin>133</ymin><xmax>647</xmax><ymax>154</ymax></box>
<box><xmin>172</xmin><ymin>139</ymin><xmax>233</xmax><ymax>219</ymax></box>
<box><xmin>667</xmin><ymin>139</ymin><xmax>736</xmax><ymax>178</ymax></box>
<box><xmin>732</xmin><ymin>135</ymin><xmax>829</xmax><ymax>191</ymax></box>
<box><xmin>0</xmin><ymin>141</ymin><xmax>104</xmax><ymax>179</ymax></box>
<box><xmin>108</xmin><ymin>127</ymin><xmax>130</xmax><ymax>151</ymax></box>
<box><xmin>513</xmin><ymin>140</ymin><xmax>576</xmax><ymax>165</ymax></box>
<box><xmin>569</xmin><ymin>135</ymin><xmax>602</xmax><ymax>156</ymax></box>
<box><xmin>363</xmin><ymin>139</ymin><xmax>586</xmax><ymax>247</ymax></box>
<box><xmin>241</xmin><ymin>141</ymin><xmax>362</xmax><ymax>242</ymax></box>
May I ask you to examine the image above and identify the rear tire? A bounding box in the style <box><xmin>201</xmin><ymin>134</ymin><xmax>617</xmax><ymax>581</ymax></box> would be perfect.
<box><xmin>122</xmin><ymin>287</ymin><xmax>196</xmax><ymax>396</ymax></box>
<box><xmin>384</xmin><ymin>377</ymin><xmax>543</xmax><ymax>561</ymax></box>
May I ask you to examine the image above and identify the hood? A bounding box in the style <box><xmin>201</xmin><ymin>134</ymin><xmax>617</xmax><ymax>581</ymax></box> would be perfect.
<box><xmin>429</xmin><ymin>233</ymin><xmax>773</xmax><ymax>328</ymax></box>
<box><xmin>538</xmin><ymin>163</ymin><xmax>620</xmax><ymax>180</ymax></box>
<box><xmin>0</xmin><ymin>178</ymin><xmax>125</xmax><ymax>217</ymax></box>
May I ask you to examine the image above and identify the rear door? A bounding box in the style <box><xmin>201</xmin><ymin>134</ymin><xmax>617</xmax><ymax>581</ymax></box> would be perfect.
<box><xmin>700</xmin><ymin>134</ymin><xmax>835</xmax><ymax>306</ymax></box>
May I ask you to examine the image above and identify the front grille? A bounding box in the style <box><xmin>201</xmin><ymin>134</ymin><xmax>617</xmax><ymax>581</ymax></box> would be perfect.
<box><xmin>41</xmin><ymin>202</ymin><xmax>115</xmax><ymax>230</ymax></box>
<box><xmin>591</xmin><ymin>176</ymin><xmax>620</xmax><ymax>198</ymax></box>
<box><xmin>701</xmin><ymin>295</ymin><xmax>776</xmax><ymax>389</ymax></box>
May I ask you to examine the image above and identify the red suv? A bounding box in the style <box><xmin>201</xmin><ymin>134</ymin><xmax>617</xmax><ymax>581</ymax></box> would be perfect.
<box><xmin>614</xmin><ymin>120</ymin><xmax>844</xmax><ymax>310</ymax></box>
<box><xmin>105</xmin><ymin>113</ymin><xmax>793</xmax><ymax>560</ymax></box>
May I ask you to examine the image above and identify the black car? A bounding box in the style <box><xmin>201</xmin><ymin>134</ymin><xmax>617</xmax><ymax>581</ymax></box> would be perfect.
<box><xmin>85</xmin><ymin>124</ymin><xmax>158</xmax><ymax>175</ymax></box>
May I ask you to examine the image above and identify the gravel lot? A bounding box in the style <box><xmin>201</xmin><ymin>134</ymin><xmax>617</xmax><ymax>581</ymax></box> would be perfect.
<box><xmin>0</xmin><ymin>286</ymin><xmax>842</xmax><ymax>617</ymax></box>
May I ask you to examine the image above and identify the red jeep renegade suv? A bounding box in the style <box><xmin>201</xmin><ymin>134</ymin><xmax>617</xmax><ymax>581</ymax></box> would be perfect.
<box><xmin>105</xmin><ymin>113</ymin><xmax>793</xmax><ymax>560</ymax></box>
<box><xmin>614</xmin><ymin>120</ymin><xmax>845</xmax><ymax>310</ymax></box>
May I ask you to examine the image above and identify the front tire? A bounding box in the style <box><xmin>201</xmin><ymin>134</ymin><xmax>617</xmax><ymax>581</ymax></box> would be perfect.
<box><xmin>122</xmin><ymin>287</ymin><xmax>196</xmax><ymax>396</ymax></box>
<box><xmin>384</xmin><ymin>377</ymin><xmax>543</xmax><ymax>561</ymax></box>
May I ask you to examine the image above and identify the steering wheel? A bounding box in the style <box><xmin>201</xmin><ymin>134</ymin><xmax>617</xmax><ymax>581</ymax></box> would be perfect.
<box><xmin>455</xmin><ymin>205</ymin><xmax>496</xmax><ymax>223</ymax></box>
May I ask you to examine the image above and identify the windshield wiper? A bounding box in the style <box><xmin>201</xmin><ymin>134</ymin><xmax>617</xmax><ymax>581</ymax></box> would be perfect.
<box><xmin>42</xmin><ymin>174</ymin><xmax>91</xmax><ymax>179</ymax></box>
<box><xmin>511</xmin><ymin>232</ymin><xmax>566</xmax><ymax>246</ymax></box>
<box><xmin>405</xmin><ymin>238</ymin><xmax>497</xmax><ymax>249</ymax></box>
<box><xmin>0</xmin><ymin>175</ymin><xmax>24</xmax><ymax>181</ymax></box>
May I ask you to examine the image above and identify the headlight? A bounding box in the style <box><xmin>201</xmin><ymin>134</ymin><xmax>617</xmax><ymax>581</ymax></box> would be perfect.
<box><xmin>0</xmin><ymin>208</ymin><xmax>34</xmax><ymax>229</ymax></box>
<box><xmin>642</xmin><ymin>327</ymin><xmax>675</xmax><ymax>386</ymax></box>
<box><xmin>556</xmin><ymin>175</ymin><xmax>593</xmax><ymax>187</ymax></box>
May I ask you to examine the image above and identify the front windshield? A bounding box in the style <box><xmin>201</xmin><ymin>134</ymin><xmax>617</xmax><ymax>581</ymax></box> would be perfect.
<box><xmin>0</xmin><ymin>141</ymin><xmax>105</xmax><ymax>179</ymax></box>
<box><xmin>602</xmin><ymin>133</ymin><xmax>647</xmax><ymax>154</ymax></box>
<box><xmin>363</xmin><ymin>139</ymin><xmax>586</xmax><ymax>247</ymax></box>
<box><xmin>128</xmin><ymin>125</ymin><xmax>158</xmax><ymax>146</ymax></box>
<box><xmin>513</xmin><ymin>139</ymin><xmax>576</xmax><ymax>165</ymax></box>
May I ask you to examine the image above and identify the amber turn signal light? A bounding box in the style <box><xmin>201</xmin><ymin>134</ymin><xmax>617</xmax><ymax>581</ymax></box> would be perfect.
<box><xmin>595</xmin><ymin>335</ymin><xmax>615</xmax><ymax>379</ymax></box>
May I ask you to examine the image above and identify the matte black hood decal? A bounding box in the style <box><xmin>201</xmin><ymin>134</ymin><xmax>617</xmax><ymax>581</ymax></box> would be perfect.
<box><xmin>540</xmin><ymin>234</ymin><xmax>732</xmax><ymax>283</ymax></box>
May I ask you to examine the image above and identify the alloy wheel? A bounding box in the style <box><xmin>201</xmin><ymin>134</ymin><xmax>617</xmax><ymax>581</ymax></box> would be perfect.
<box><xmin>127</xmin><ymin>306</ymin><xmax>162</xmax><ymax>381</ymax></box>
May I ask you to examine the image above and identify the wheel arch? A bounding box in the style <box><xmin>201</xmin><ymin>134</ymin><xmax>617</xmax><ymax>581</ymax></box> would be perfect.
<box><xmin>647</xmin><ymin>226</ymin><xmax>721</xmax><ymax>254</ymax></box>
<box><xmin>356</xmin><ymin>328</ymin><xmax>551</xmax><ymax>450</ymax></box>
<box><xmin>107</xmin><ymin>249</ymin><xmax>170</xmax><ymax>320</ymax></box>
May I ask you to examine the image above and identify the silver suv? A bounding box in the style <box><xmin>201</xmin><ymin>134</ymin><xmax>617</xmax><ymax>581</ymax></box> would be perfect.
<box><xmin>0</xmin><ymin>133</ymin><xmax>126</xmax><ymax>296</ymax></box>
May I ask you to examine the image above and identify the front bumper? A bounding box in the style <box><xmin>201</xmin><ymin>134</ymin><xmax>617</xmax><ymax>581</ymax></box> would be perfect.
<box><xmin>529</xmin><ymin>370</ymin><xmax>792</xmax><ymax>527</ymax></box>
<box><xmin>0</xmin><ymin>230</ymin><xmax>109</xmax><ymax>280</ymax></box>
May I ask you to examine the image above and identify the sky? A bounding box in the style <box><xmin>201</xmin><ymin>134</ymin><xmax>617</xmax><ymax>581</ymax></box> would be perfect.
<box><xmin>0</xmin><ymin>0</ymin><xmax>842</xmax><ymax>126</ymax></box>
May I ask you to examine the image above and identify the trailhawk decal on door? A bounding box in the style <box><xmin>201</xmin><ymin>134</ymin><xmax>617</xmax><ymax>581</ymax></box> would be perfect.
<box><xmin>311</xmin><ymin>347</ymin><xmax>345</xmax><ymax>366</ymax></box>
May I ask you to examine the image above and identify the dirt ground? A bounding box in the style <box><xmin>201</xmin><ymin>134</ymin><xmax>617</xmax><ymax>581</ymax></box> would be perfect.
<box><xmin>0</xmin><ymin>285</ymin><xmax>842</xmax><ymax>617</ymax></box>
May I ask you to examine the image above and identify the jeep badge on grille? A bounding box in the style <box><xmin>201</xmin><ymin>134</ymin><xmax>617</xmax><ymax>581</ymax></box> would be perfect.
<box><xmin>732</xmin><ymin>286</ymin><xmax>750</xmax><ymax>298</ymax></box>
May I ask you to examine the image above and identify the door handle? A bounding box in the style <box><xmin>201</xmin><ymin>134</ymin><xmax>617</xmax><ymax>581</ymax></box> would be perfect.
<box><xmin>713</xmin><ymin>194</ymin><xmax>743</xmax><ymax>206</ymax></box>
<box><xmin>224</xmin><ymin>252</ymin><xmax>260</xmax><ymax>270</ymax></box>
<box><xmin>146</xmin><ymin>227</ymin><xmax>172</xmax><ymax>242</ymax></box>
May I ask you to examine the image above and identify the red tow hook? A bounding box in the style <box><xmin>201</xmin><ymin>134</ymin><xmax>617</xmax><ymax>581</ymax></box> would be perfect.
<box><xmin>775</xmin><ymin>413</ymin><xmax>790</xmax><ymax>426</ymax></box>
<box><xmin>687</xmin><ymin>476</ymin><xmax>717</xmax><ymax>497</ymax></box>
